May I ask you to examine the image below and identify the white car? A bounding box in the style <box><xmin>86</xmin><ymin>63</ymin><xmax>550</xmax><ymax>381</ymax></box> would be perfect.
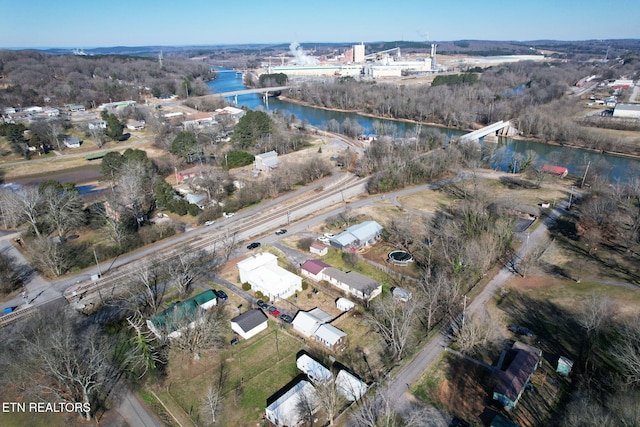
<box><xmin>204</xmin><ymin>220</ymin><xmax>215</xmax><ymax>226</ymax></box>
<box><xmin>323</xmin><ymin>233</ymin><xmax>335</xmax><ymax>238</ymax></box>
<box><xmin>223</xmin><ymin>212</ymin><xmax>235</xmax><ymax>218</ymax></box>
<box><xmin>318</xmin><ymin>236</ymin><xmax>330</xmax><ymax>244</ymax></box>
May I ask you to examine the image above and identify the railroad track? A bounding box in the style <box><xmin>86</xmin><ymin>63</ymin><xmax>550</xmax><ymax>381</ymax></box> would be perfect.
<box><xmin>61</xmin><ymin>173</ymin><xmax>367</xmax><ymax>307</ymax></box>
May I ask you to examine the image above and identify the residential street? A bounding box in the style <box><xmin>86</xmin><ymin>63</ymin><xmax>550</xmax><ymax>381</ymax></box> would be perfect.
<box><xmin>386</xmin><ymin>200</ymin><xmax>571</xmax><ymax>407</ymax></box>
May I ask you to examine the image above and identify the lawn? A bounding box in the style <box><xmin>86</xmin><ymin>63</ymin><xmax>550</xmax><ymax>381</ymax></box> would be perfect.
<box><xmin>161</xmin><ymin>325</ymin><xmax>305</xmax><ymax>426</ymax></box>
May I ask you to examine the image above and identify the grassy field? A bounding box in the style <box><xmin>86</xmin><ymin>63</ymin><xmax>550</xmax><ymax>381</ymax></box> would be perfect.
<box><xmin>161</xmin><ymin>325</ymin><xmax>304</xmax><ymax>426</ymax></box>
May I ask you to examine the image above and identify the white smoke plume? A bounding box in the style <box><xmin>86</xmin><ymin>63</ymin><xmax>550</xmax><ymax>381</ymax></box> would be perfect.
<box><xmin>289</xmin><ymin>42</ymin><xmax>318</xmax><ymax>66</ymax></box>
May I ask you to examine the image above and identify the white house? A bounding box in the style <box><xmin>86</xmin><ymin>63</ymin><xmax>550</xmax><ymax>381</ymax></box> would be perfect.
<box><xmin>613</xmin><ymin>103</ymin><xmax>640</xmax><ymax>119</ymax></box>
<box><xmin>265</xmin><ymin>380</ymin><xmax>317</xmax><ymax>427</ymax></box>
<box><xmin>321</xmin><ymin>268</ymin><xmax>382</xmax><ymax>301</ymax></box>
<box><xmin>292</xmin><ymin>311</ymin><xmax>325</xmax><ymax>337</ymax></box>
<box><xmin>63</xmin><ymin>136</ymin><xmax>81</xmax><ymax>149</ymax></box>
<box><xmin>330</xmin><ymin>221</ymin><xmax>383</xmax><ymax>250</ymax></box>
<box><xmin>254</xmin><ymin>150</ymin><xmax>280</xmax><ymax>172</ymax></box>
<box><xmin>296</xmin><ymin>354</ymin><xmax>333</xmax><ymax>383</ymax></box>
<box><xmin>237</xmin><ymin>253</ymin><xmax>302</xmax><ymax>301</ymax></box>
<box><xmin>300</xmin><ymin>259</ymin><xmax>329</xmax><ymax>282</ymax></box>
<box><xmin>231</xmin><ymin>309</ymin><xmax>268</xmax><ymax>340</ymax></box>
<box><xmin>314</xmin><ymin>324</ymin><xmax>347</xmax><ymax>351</ymax></box>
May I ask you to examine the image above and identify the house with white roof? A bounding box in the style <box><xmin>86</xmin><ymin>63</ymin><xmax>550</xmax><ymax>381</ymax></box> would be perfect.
<box><xmin>296</xmin><ymin>354</ymin><xmax>333</xmax><ymax>383</ymax></box>
<box><xmin>237</xmin><ymin>253</ymin><xmax>302</xmax><ymax>301</ymax></box>
<box><xmin>336</xmin><ymin>370</ymin><xmax>368</xmax><ymax>401</ymax></box>
<box><xmin>330</xmin><ymin>221</ymin><xmax>383</xmax><ymax>250</ymax></box>
<box><xmin>292</xmin><ymin>310</ymin><xmax>326</xmax><ymax>337</ymax></box>
<box><xmin>315</xmin><ymin>324</ymin><xmax>347</xmax><ymax>351</ymax></box>
<box><xmin>254</xmin><ymin>150</ymin><xmax>280</xmax><ymax>172</ymax></box>
<box><xmin>265</xmin><ymin>380</ymin><xmax>318</xmax><ymax>427</ymax></box>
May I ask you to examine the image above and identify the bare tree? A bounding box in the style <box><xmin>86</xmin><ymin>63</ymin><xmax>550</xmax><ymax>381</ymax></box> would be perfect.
<box><xmin>41</xmin><ymin>186</ymin><xmax>86</xmax><ymax>241</ymax></box>
<box><xmin>295</xmin><ymin>381</ymin><xmax>319</xmax><ymax>427</ymax></box>
<box><xmin>401</xmin><ymin>403</ymin><xmax>450</xmax><ymax>427</ymax></box>
<box><xmin>26</xmin><ymin>235</ymin><xmax>68</xmax><ymax>277</ymax></box>
<box><xmin>201</xmin><ymin>378</ymin><xmax>224</xmax><ymax>425</ymax></box>
<box><xmin>611</xmin><ymin>314</ymin><xmax>640</xmax><ymax>385</ymax></box>
<box><xmin>451</xmin><ymin>310</ymin><xmax>499</xmax><ymax>356</ymax></box>
<box><xmin>163</xmin><ymin>249</ymin><xmax>206</xmax><ymax>298</ymax></box>
<box><xmin>8</xmin><ymin>308</ymin><xmax>118</xmax><ymax>420</ymax></box>
<box><xmin>314</xmin><ymin>378</ymin><xmax>346</xmax><ymax>426</ymax></box>
<box><xmin>164</xmin><ymin>304</ymin><xmax>227</xmax><ymax>360</ymax></box>
<box><xmin>0</xmin><ymin>185</ymin><xmax>43</xmax><ymax>235</ymax></box>
<box><xmin>365</xmin><ymin>295</ymin><xmax>418</xmax><ymax>362</ymax></box>
<box><xmin>348</xmin><ymin>385</ymin><xmax>399</xmax><ymax>427</ymax></box>
<box><xmin>577</xmin><ymin>292</ymin><xmax>616</xmax><ymax>339</ymax></box>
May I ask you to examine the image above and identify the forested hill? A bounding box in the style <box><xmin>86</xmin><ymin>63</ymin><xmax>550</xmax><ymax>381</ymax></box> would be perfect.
<box><xmin>0</xmin><ymin>50</ymin><xmax>215</xmax><ymax>107</ymax></box>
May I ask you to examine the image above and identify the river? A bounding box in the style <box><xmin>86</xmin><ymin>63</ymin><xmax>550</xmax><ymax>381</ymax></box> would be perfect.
<box><xmin>208</xmin><ymin>68</ymin><xmax>640</xmax><ymax>182</ymax></box>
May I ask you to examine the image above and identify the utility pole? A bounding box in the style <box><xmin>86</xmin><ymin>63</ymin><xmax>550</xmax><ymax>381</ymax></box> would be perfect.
<box><xmin>93</xmin><ymin>248</ymin><xmax>102</xmax><ymax>277</ymax></box>
<box><xmin>569</xmin><ymin>185</ymin><xmax>575</xmax><ymax>209</ymax></box>
<box><xmin>581</xmin><ymin>161</ymin><xmax>591</xmax><ymax>188</ymax></box>
<box><xmin>461</xmin><ymin>294</ymin><xmax>467</xmax><ymax>328</ymax></box>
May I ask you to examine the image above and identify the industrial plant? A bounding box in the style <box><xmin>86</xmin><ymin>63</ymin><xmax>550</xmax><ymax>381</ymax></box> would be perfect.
<box><xmin>264</xmin><ymin>42</ymin><xmax>441</xmax><ymax>79</ymax></box>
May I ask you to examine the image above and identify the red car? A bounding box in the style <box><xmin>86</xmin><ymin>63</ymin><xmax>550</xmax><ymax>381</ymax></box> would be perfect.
<box><xmin>270</xmin><ymin>309</ymin><xmax>281</xmax><ymax>317</ymax></box>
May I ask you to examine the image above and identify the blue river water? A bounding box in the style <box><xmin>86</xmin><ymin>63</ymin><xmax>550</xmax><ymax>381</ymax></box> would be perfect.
<box><xmin>208</xmin><ymin>68</ymin><xmax>639</xmax><ymax>182</ymax></box>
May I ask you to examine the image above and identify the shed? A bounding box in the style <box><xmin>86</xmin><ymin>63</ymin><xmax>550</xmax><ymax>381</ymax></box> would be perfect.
<box><xmin>296</xmin><ymin>354</ymin><xmax>333</xmax><ymax>383</ymax></box>
<box><xmin>556</xmin><ymin>356</ymin><xmax>574</xmax><ymax>377</ymax></box>
<box><xmin>613</xmin><ymin>103</ymin><xmax>640</xmax><ymax>119</ymax></box>
<box><xmin>541</xmin><ymin>164</ymin><xmax>568</xmax><ymax>178</ymax></box>
<box><xmin>309</xmin><ymin>241</ymin><xmax>328</xmax><ymax>256</ymax></box>
<box><xmin>392</xmin><ymin>287</ymin><xmax>412</xmax><ymax>302</ymax></box>
<box><xmin>336</xmin><ymin>298</ymin><xmax>355</xmax><ymax>312</ymax></box>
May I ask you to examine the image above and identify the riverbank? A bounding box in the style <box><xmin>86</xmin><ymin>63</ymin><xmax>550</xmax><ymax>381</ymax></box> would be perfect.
<box><xmin>278</xmin><ymin>95</ymin><xmax>640</xmax><ymax>161</ymax></box>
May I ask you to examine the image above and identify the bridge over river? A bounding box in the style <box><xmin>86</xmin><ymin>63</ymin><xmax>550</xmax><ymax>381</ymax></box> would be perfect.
<box><xmin>197</xmin><ymin>86</ymin><xmax>290</xmax><ymax>104</ymax></box>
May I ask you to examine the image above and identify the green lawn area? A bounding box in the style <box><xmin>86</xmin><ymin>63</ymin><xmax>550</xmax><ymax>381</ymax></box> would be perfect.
<box><xmin>164</xmin><ymin>325</ymin><xmax>305</xmax><ymax>426</ymax></box>
<box><xmin>322</xmin><ymin>247</ymin><xmax>398</xmax><ymax>288</ymax></box>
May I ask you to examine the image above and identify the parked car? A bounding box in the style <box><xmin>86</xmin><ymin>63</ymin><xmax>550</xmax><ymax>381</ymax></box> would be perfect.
<box><xmin>280</xmin><ymin>314</ymin><xmax>293</xmax><ymax>323</ymax></box>
<box><xmin>270</xmin><ymin>309</ymin><xmax>281</xmax><ymax>317</ymax></box>
<box><xmin>323</xmin><ymin>233</ymin><xmax>335</xmax><ymax>238</ymax></box>
<box><xmin>230</xmin><ymin>337</ymin><xmax>239</xmax><ymax>346</ymax></box>
<box><xmin>223</xmin><ymin>212</ymin><xmax>235</xmax><ymax>218</ymax></box>
<box><xmin>268</xmin><ymin>306</ymin><xmax>277</xmax><ymax>313</ymax></box>
<box><xmin>318</xmin><ymin>236</ymin><xmax>330</xmax><ymax>243</ymax></box>
<box><xmin>257</xmin><ymin>300</ymin><xmax>269</xmax><ymax>309</ymax></box>
<box><xmin>214</xmin><ymin>289</ymin><xmax>228</xmax><ymax>300</ymax></box>
<box><xmin>204</xmin><ymin>220</ymin><xmax>215</xmax><ymax>226</ymax></box>
<box><xmin>275</xmin><ymin>228</ymin><xmax>287</xmax><ymax>235</ymax></box>
<box><xmin>508</xmin><ymin>324</ymin><xmax>534</xmax><ymax>336</ymax></box>
<box><xmin>246</xmin><ymin>242</ymin><xmax>261</xmax><ymax>250</ymax></box>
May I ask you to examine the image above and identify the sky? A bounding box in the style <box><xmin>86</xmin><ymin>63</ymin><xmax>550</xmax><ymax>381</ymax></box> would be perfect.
<box><xmin>1</xmin><ymin>0</ymin><xmax>639</xmax><ymax>48</ymax></box>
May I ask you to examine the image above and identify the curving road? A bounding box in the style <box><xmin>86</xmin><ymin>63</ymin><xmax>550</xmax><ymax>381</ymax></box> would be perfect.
<box><xmin>386</xmin><ymin>199</ymin><xmax>572</xmax><ymax>408</ymax></box>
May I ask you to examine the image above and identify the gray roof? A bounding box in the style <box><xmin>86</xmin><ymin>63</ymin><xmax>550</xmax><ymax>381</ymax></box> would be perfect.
<box><xmin>323</xmin><ymin>267</ymin><xmax>381</xmax><ymax>296</ymax></box>
<box><xmin>615</xmin><ymin>103</ymin><xmax>640</xmax><ymax>111</ymax></box>
<box><xmin>231</xmin><ymin>309</ymin><xmax>268</xmax><ymax>333</ymax></box>
<box><xmin>331</xmin><ymin>221</ymin><xmax>382</xmax><ymax>247</ymax></box>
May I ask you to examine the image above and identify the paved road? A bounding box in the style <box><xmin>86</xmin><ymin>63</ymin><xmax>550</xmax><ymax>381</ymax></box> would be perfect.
<box><xmin>387</xmin><ymin>200</ymin><xmax>571</xmax><ymax>407</ymax></box>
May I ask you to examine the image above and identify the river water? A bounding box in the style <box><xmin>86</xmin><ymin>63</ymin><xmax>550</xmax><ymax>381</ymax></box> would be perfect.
<box><xmin>208</xmin><ymin>68</ymin><xmax>640</xmax><ymax>182</ymax></box>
